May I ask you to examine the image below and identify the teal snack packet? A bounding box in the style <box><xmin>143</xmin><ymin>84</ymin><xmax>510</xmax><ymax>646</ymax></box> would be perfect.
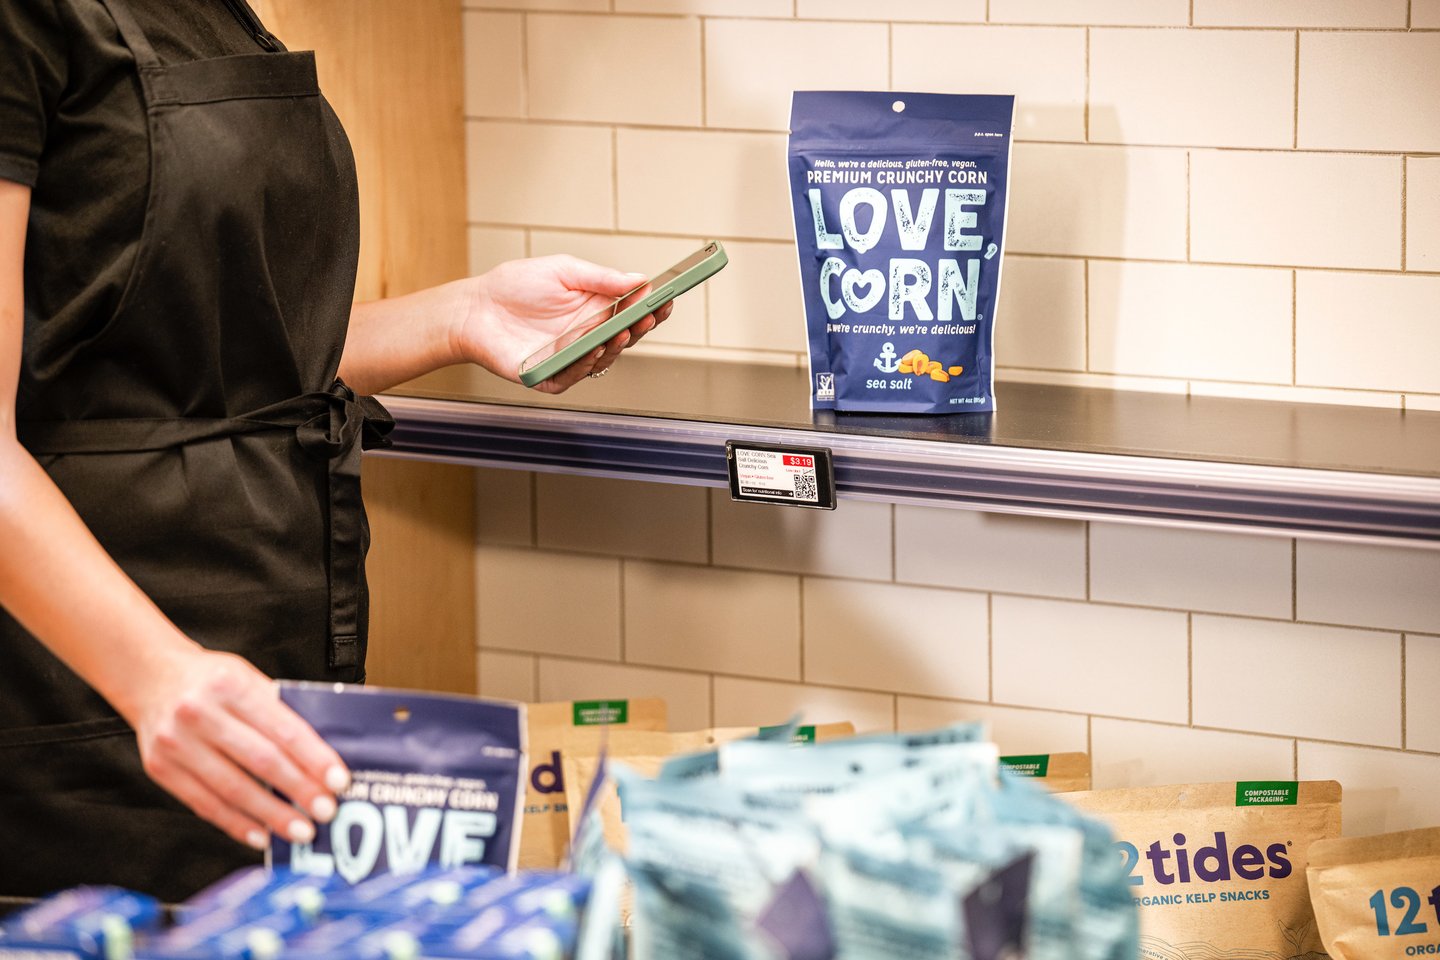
<box><xmin>270</xmin><ymin>682</ymin><xmax>527</xmax><ymax>884</ymax></box>
<box><xmin>789</xmin><ymin>92</ymin><xmax>1015</xmax><ymax>414</ymax></box>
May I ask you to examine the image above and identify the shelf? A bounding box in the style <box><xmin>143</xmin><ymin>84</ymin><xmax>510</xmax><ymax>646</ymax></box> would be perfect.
<box><xmin>374</xmin><ymin>357</ymin><xmax>1440</xmax><ymax>548</ymax></box>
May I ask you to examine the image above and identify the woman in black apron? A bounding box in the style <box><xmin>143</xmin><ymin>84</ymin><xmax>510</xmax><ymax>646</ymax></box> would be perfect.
<box><xmin>0</xmin><ymin>0</ymin><xmax>663</xmax><ymax>900</ymax></box>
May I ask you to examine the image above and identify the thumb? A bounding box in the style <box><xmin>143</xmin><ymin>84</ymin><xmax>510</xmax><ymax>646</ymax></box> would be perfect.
<box><xmin>554</xmin><ymin>255</ymin><xmax>648</xmax><ymax>297</ymax></box>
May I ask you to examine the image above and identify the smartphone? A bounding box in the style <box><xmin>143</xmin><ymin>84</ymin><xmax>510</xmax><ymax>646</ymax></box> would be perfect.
<box><xmin>517</xmin><ymin>240</ymin><xmax>728</xmax><ymax>387</ymax></box>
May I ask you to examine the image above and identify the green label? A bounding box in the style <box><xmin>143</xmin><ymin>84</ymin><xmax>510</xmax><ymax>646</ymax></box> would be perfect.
<box><xmin>572</xmin><ymin>700</ymin><xmax>628</xmax><ymax>726</ymax></box>
<box><xmin>1000</xmin><ymin>754</ymin><xmax>1051</xmax><ymax>778</ymax></box>
<box><xmin>760</xmin><ymin>724</ymin><xmax>817</xmax><ymax>744</ymax></box>
<box><xmin>1236</xmin><ymin>781</ymin><xmax>1299</xmax><ymax>806</ymax></box>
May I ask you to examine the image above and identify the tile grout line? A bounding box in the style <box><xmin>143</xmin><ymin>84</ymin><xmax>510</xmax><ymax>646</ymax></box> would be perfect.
<box><xmin>1189</xmin><ymin>0</ymin><xmax>1195</xmax><ymax>26</ymax></box>
<box><xmin>708</xmin><ymin>674</ymin><xmax>716</xmax><ymax>727</ymax></box>
<box><xmin>496</xmin><ymin>545</ymin><xmax>1440</xmax><ymax>639</ymax></box>
<box><xmin>1401</xmin><ymin>633</ymin><xmax>1408</xmax><ymax>749</ymax></box>
<box><xmin>1291</xmin><ymin>270</ymin><xmax>1297</xmax><ymax>385</ymax></box>
<box><xmin>1292</xmin><ymin>739</ymin><xmax>1298</xmax><ymax>779</ymax></box>
<box><xmin>1084</xmin><ymin>523</ymin><xmax>1091</xmax><ymax>600</ymax></box>
<box><xmin>1083</xmin><ymin>260</ymin><xmax>1091</xmax><ymax>372</ymax></box>
<box><xmin>610</xmin><ymin>127</ymin><xmax>619</xmax><ymax>229</ymax></box>
<box><xmin>1083</xmin><ymin>27</ymin><xmax>1090</xmax><ymax>142</ymax></box>
<box><xmin>1296</xmin><ymin>541</ymin><xmax>1307</xmax><ymax>624</ymax></box>
<box><xmin>466</xmin><ymin>218</ymin><xmax>1440</xmax><ymax>277</ymax></box>
<box><xmin>466</xmin><ymin>114</ymin><xmax>1440</xmax><ymax>156</ymax></box>
<box><xmin>1402</xmin><ymin>155</ymin><xmax>1409</xmax><ymax>271</ymax></box>
<box><xmin>987</xmin><ymin>593</ymin><xmax>995</xmax><ymax>702</ymax></box>
<box><xmin>1292</xmin><ymin>30</ymin><xmax>1300</xmax><ymax>149</ymax></box>
<box><xmin>890</xmin><ymin>504</ymin><xmax>898</xmax><ymax>581</ymax></box>
<box><xmin>798</xmin><ymin>575</ymin><xmax>807</xmax><ymax>684</ymax></box>
<box><xmin>699</xmin><ymin>17</ymin><xmax>709</xmax><ymax>127</ymax></box>
<box><xmin>1185</xmin><ymin>151</ymin><xmax>1192</xmax><ymax>261</ymax></box>
<box><xmin>1187</xmin><ymin>612</ymin><xmax>1194</xmax><ymax>726</ymax></box>
<box><xmin>481</xmin><ymin>643</ymin><xmax>1440</xmax><ymax>757</ymax></box>
<box><xmin>618</xmin><ymin>559</ymin><xmax>627</xmax><ymax>662</ymax></box>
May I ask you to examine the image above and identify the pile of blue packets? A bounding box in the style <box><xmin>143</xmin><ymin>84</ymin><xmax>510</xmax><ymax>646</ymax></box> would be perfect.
<box><xmin>596</xmin><ymin>723</ymin><xmax>1139</xmax><ymax>960</ymax></box>
<box><xmin>0</xmin><ymin>868</ymin><xmax>591</xmax><ymax>960</ymax></box>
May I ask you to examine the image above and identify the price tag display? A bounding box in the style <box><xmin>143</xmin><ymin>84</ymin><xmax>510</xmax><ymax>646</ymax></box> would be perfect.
<box><xmin>725</xmin><ymin>441</ymin><xmax>837</xmax><ymax>510</ymax></box>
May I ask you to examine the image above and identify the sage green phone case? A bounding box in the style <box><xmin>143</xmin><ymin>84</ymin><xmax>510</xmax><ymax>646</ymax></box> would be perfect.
<box><xmin>518</xmin><ymin>241</ymin><xmax>728</xmax><ymax>388</ymax></box>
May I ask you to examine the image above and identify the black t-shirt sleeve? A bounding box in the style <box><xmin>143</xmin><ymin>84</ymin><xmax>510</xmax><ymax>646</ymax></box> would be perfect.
<box><xmin>0</xmin><ymin>0</ymin><xmax>68</xmax><ymax>187</ymax></box>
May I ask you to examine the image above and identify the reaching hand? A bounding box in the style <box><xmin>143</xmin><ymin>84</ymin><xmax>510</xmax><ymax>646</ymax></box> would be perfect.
<box><xmin>456</xmin><ymin>255</ymin><xmax>673</xmax><ymax>394</ymax></box>
<box><xmin>125</xmin><ymin>647</ymin><xmax>350</xmax><ymax>851</ymax></box>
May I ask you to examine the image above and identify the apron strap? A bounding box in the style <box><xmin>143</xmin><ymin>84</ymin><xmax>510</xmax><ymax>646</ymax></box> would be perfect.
<box><xmin>20</xmin><ymin>382</ymin><xmax>396</xmax><ymax>673</ymax></box>
<box><xmin>96</xmin><ymin>0</ymin><xmax>177</xmax><ymax>104</ymax></box>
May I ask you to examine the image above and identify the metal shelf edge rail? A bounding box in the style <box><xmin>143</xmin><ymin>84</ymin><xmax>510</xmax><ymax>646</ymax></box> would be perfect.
<box><xmin>372</xmin><ymin>395</ymin><xmax>1440</xmax><ymax>548</ymax></box>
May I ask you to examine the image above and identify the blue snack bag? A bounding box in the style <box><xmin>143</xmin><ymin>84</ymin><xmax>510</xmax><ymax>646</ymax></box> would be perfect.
<box><xmin>0</xmin><ymin>887</ymin><xmax>161</xmax><ymax>960</ymax></box>
<box><xmin>788</xmin><ymin>92</ymin><xmax>1015</xmax><ymax>414</ymax></box>
<box><xmin>271</xmin><ymin>682</ymin><xmax>527</xmax><ymax>884</ymax></box>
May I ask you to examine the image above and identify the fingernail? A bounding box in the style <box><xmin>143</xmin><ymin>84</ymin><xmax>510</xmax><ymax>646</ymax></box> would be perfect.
<box><xmin>625</xmin><ymin>271</ymin><xmax>647</xmax><ymax>278</ymax></box>
<box><xmin>310</xmin><ymin>795</ymin><xmax>337</xmax><ymax>823</ymax></box>
<box><xmin>325</xmin><ymin>765</ymin><xmax>350</xmax><ymax>793</ymax></box>
<box><xmin>593</xmin><ymin>348</ymin><xmax>604</xmax><ymax>359</ymax></box>
<box><xmin>288</xmin><ymin>819</ymin><xmax>316</xmax><ymax>845</ymax></box>
<box><xmin>246</xmin><ymin>829</ymin><xmax>269</xmax><ymax>851</ymax></box>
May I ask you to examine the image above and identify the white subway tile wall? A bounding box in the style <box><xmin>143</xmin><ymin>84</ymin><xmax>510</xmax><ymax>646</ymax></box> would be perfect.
<box><xmin>1192</xmin><ymin>616</ymin><xmax>1401</xmax><ymax>747</ymax></box>
<box><xmin>712</xmin><ymin>676</ymin><xmax>897</xmax><ymax>733</ymax></box>
<box><xmin>896</xmin><ymin>697</ymin><xmax>1090</xmax><ymax>755</ymax></box>
<box><xmin>1408</xmin><ymin>635</ymin><xmax>1440</xmax><ymax>755</ymax></box>
<box><xmin>460</xmin><ymin>2</ymin><xmax>1440</xmax><ymax>408</ymax></box>
<box><xmin>535</xmin><ymin>658</ymin><xmax>713</xmax><ymax>731</ymax></box>
<box><xmin>478</xmin><ymin>650</ymin><xmax>538</xmax><ymax>702</ymax></box>
<box><xmin>1298</xmin><ymin>743</ymin><xmax>1440</xmax><ymax>836</ymax></box>
<box><xmin>1089</xmin><ymin>719</ymin><xmax>1296</xmax><ymax>790</ymax></box>
<box><xmin>1295</xmin><ymin>541</ymin><xmax>1440</xmax><ymax>635</ymax></box>
<box><xmin>1189</xmin><ymin>151</ymin><xmax>1402</xmax><ymax>270</ymax></box>
<box><xmin>474</xmin><ymin>471</ymin><xmax>1440</xmax><ymax>834</ymax></box>
<box><xmin>1296</xmin><ymin>272</ymin><xmax>1440</xmax><ymax>395</ymax></box>
<box><xmin>802</xmin><ymin>578</ymin><xmax>989</xmax><ymax>701</ymax></box>
<box><xmin>1088</xmin><ymin>523</ymin><xmax>1292</xmax><ymax>619</ymax></box>
<box><xmin>465</xmin><ymin>8</ymin><xmax>1440</xmax><ymax>833</ymax></box>
<box><xmin>1409</xmin><ymin>158</ymin><xmax>1440</xmax><ymax>273</ymax></box>
<box><xmin>992</xmin><ymin>596</ymin><xmax>1189</xmax><ymax>722</ymax></box>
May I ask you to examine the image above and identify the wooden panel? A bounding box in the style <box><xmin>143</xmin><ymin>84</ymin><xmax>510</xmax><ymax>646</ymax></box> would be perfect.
<box><xmin>361</xmin><ymin>458</ymin><xmax>477</xmax><ymax>695</ymax></box>
<box><xmin>259</xmin><ymin>0</ymin><xmax>476</xmax><ymax>693</ymax></box>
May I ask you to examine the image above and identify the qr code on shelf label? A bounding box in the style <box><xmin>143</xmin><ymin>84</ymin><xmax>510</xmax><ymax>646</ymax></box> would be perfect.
<box><xmin>793</xmin><ymin>471</ymin><xmax>819</xmax><ymax>502</ymax></box>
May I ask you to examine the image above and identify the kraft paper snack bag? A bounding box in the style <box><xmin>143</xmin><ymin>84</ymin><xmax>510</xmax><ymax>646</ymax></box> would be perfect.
<box><xmin>521</xmin><ymin>698</ymin><xmax>667</xmax><ymax>870</ymax></box>
<box><xmin>1068</xmin><ymin>780</ymin><xmax>1342</xmax><ymax>960</ymax></box>
<box><xmin>560</xmin><ymin>727</ymin><xmax>760</xmax><ymax>858</ymax></box>
<box><xmin>788</xmin><ymin>91</ymin><xmax>1015</xmax><ymax>413</ymax></box>
<box><xmin>1307</xmin><ymin>826</ymin><xmax>1440</xmax><ymax>959</ymax></box>
<box><xmin>1001</xmin><ymin>752</ymin><xmax>1093</xmax><ymax>793</ymax></box>
<box><xmin>272</xmin><ymin>682</ymin><xmax>527</xmax><ymax>883</ymax></box>
<box><xmin>563</xmin><ymin>724</ymin><xmax>856</xmax><ymax>857</ymax></box>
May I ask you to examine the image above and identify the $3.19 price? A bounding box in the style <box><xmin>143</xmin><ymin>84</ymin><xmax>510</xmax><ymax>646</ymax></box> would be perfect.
<box><xmin>782</xmin><ymin>455</ymin><xmax>814</xmax><ymax>468</ymax></box>
<box><xmin>1370</xmin><ymin>886</ymin><xmax>1440</xmax><ymax>937</ymax></box>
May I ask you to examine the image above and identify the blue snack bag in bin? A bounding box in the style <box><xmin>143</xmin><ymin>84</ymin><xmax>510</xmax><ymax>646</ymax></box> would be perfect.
<box><xmin>788</xmin><ymin>91</ymin><xmax>1015</xmax><ymax>414</ymax></box>
<box><xmin>271</xmin><ymin>682</ymin><xmax>527</xmax><ymax>884</ymax></box>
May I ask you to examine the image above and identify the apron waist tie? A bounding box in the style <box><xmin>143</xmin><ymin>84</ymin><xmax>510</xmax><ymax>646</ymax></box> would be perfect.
<box><xmin>18</xmin><ymin>381</ymin><xmax>396</xmax><ymax>672</ymax></box>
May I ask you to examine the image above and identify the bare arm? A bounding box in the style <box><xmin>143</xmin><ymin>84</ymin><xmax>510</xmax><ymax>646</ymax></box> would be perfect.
<box><xmin>0</xmin><ymin>180</ymin><xmax>347</xmax><ymax>850</ymax></box>
<box><xmin>337</xmin><ymin>257</ymin><xmax>672</xmax><ymax>397</ymax></box>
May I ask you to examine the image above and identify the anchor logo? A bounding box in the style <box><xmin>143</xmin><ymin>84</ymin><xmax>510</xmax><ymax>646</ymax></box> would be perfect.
<box><xmin>873</xmin><ymin>342</ymin><xmax>900</xmax><ymax>373</ymax></box>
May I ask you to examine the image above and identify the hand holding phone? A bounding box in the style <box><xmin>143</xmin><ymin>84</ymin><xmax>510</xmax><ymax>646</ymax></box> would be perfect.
<box><xmin>517</xmin><ymin>241</ymin><xmax>728</xmax><ymax>388</ymax></box>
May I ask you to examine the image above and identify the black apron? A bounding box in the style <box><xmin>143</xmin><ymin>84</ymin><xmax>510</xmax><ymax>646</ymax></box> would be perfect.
<box><xmin>0</xmin><ymin>0</ymin><xmax>391</xmax><ymax>899</ymax></box>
